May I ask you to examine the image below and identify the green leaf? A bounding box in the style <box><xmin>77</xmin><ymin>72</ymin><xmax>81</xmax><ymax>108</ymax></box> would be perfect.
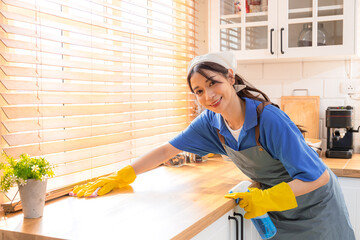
<box><xmin>0</xmin><ymin>153</ymin><xmax>55</xmax><ymax>192</ymax></box>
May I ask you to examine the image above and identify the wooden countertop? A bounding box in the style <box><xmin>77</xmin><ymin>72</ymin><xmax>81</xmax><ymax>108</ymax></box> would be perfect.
<box><xmin>0</xmin><ymin>154</ymin><xmax>359</xmax><ymax>240</ymax></box>
<box><xmin>0</xmin><ymin>159</ymin><xmax>247</xmax><ymax>240</ymax></box>
<box><xmin>322</xmin><ymin>153</ymin><xmax>360</xmax><ymax>178</ymax></box>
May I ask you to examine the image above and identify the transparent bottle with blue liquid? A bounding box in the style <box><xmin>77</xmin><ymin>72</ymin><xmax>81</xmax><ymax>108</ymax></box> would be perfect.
<box><xmin>229</xmin><ymin>180</ymin><xmax>277</xmax><ymax>240</ymax></box>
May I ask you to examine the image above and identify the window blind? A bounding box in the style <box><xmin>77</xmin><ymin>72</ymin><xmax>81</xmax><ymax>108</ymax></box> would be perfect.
<box><xmin>0</xmin><ymin>0</ymin><xmax>196</xmax><ymax>200</ymax></box>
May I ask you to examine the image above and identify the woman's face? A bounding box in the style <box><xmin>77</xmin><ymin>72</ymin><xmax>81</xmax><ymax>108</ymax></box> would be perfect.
<box><xmin>190</xmin><ymin>69</ymin><xmax>236</xmax><ymax>114</ymax></box>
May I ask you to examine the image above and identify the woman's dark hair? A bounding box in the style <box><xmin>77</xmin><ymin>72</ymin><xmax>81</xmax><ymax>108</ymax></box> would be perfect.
<box><xmin>187</xmin><ymin>61</ymin><xmax>279</xmax><ymax>108</ymax></box>
<box><xmin>187</xmin><ymin>62</ymin><xmax>307</xmax><ymax>134</ymax></box>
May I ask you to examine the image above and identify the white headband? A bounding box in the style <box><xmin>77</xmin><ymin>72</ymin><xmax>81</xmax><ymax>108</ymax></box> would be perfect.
<box><xmin>187</xmin><ymin>52</ymin><xmax>237</xmax><ymax>75</ymax></box>
<box><xmin>188</xmin><ymin>52</ymin><xmax>245</xmax><ymax>92</ymax></box>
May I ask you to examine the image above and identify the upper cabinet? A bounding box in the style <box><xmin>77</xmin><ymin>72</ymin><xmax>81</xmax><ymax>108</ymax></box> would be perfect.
<box><xmin>209</xmin><ymin>0</ymin><xmax>357</xmax><ymax>60</ymax></box>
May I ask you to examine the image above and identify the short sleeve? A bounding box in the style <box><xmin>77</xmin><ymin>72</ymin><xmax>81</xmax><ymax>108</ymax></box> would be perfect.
<box><xmin>259</xmin><ymin>106</ymin><xmax>326</xmax><ymax>181</ymax></box>
<box><xmin>168</xmin><ymin>111</ymin><xmax>227</xmax><ymax>156</ymax></box>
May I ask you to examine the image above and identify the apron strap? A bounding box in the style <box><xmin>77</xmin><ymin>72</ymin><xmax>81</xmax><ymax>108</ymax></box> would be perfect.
<box><xmin>216</xmin><ymin>129</ymin><xmax>226</xmax><ymax>145</ymax></box>
<box><xmin>216</xmin><ymin>101</ymin><xmax>271</xmax><ymax>147</ymax></box>
<box><xmin>216</xmin><ymin>129</ymin><xmax>227</xmax><ymax>153</ymax></box>
<box><xmin>255</xmin><ymin>101</ymin><xmax>271</xmax><ymax>146</ymax></box>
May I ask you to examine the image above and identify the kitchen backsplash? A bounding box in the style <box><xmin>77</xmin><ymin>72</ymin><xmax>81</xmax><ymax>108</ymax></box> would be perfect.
<box><xmin>237</xmin><ymin>59</ymin><xmax>360</xmax><ymax>153</ymax></box>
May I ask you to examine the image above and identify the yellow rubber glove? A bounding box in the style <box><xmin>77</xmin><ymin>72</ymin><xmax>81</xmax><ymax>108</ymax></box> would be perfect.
<box><xmin>224</xmin><ymin>182</ymin><xmax>298</xmax><ymax>219</ymax></box>
<box><xmin>71</xmin><ymin>165</ymin><xmax>136</xmax><ymax>198</ymax></box>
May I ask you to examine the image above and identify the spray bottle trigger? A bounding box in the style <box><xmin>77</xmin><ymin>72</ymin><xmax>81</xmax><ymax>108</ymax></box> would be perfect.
<box><xmin>228</xmin><ymin>190</ymin><xmax>240</xmax><ymax>204</ymax></box>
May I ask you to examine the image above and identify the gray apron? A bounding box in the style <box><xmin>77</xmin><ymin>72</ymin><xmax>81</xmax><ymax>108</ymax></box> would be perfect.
<box><xmin>217</xmin><ymin>102</ymin><xmax>355</xmax><ymax>240</ymax></box>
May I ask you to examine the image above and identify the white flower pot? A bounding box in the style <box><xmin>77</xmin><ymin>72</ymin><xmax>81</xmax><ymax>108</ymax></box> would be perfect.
<box><xmin>18</xmin><ymin>179</ymin><xmax>47</xmax><ymax>218</ymax></box>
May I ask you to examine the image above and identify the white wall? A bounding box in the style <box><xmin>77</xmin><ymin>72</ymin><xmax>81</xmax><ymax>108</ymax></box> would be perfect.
<box><xmin>237</xmin><ymin>60</ymin><xmax>360</xmax><ymax>153</ymax></box>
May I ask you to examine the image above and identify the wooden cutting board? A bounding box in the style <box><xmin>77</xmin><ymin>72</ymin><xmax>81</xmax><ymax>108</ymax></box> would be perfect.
<box><xmin>281</xmin><ymin>96</ymin><xmax>320</xmax><ymax>139</ymax></box>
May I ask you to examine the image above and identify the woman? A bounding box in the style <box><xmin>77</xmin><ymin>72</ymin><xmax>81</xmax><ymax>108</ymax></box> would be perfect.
<box><xmin>72</xmin><ymin>52</ymin><xmax>355</xmax><ymax>239</ymax></box>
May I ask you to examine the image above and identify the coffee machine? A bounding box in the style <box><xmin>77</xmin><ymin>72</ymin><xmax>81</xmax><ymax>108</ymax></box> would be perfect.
<box><xmin>325</xmin><ymin>106</ymin><xmax>359</xmax><ymax>159</ymax></box>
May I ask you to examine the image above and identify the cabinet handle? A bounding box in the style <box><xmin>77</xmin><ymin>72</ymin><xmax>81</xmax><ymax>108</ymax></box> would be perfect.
<box><xmin>280</xmin><ymin>27</ymin><xmax>285</xmax><ymax>54</ymax></box>
<box><xmin>234</xmin><ymin>212</ymin><xmax>244</xmax><ymax>240</ymax></box>
<box><xmin>270</xmin><ymin>28</ymin><xmax>274</xmax><ymax>55</ymax></box>
<box><xmin>228</xmin><ymin>215</ymin><xmax>239</xmax><ymax>240</ymax></box>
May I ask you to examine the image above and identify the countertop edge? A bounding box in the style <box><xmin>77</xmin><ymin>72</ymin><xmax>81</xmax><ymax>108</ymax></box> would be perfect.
<box><xmin>171</xmin><ymin>199</ymin><xmax>236</xmax><ymax>240</ymax></box>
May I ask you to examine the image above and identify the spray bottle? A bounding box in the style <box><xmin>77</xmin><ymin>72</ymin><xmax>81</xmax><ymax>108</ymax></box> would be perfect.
<box><xmin>229</xmin><ymin>180</ymin><xmax>277</xmax><ymax>240</ymax></box>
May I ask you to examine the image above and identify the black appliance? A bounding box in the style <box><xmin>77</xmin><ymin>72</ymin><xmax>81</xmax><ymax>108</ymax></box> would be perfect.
<box><xmin>325</xmin><ymin>106</ymin><xmax>359</xmax><ymax>159</ymax></box>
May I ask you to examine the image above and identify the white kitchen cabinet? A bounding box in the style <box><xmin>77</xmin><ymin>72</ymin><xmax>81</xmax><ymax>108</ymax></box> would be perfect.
<box><xmin>192</xmin><ymin>208</ymin><xmax>237</xmax><ymax>240</ymax></box>
<box><xmin>209</xmin><ymin>0</ymin><xmax>357</xmax><ymax>60</ymax></box>
<box><xmin>338</xmin><ymin>177</ymin><xmax>360</xmax><ymax>239</ymax></box>
<box><xmin>192</xmin><ymin>206</ymin><xmax>262</xmax><ymax>240</ymax></box>
<box><xmin>234</xmin><ymin>205</ymin><xmax>262</xmax><ymax>240</ymax></box>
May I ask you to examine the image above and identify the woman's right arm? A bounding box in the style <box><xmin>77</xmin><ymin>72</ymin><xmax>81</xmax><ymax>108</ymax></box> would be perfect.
<box><xmin>71</xmin><ymin>143</ymin><xmax>182</xmax><ymax>197</ymax></box>
<box><xmin>131</xmin><ymin>142</ymin><xmax>182</xmax><ymax>175</ymax></box>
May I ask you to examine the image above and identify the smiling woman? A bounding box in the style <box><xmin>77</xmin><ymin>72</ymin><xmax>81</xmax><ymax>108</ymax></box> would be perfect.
<box><xmin>173</xmin><ymin>51</ymin><xmax>355</xmax><ymax>240</ymax></box>
<box><xmin>68</xmin><ymin>50</ymin><xmax>355</xmax><ymax>239</ymax></box>
<box><xmin>0</xmin><ymin>0</ymin><xmax>196</xmax><ymax>206</ymax></box>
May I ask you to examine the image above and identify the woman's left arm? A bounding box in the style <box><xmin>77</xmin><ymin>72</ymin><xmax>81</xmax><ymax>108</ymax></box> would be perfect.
<box><xmin>288</xmin><ymin>169</ymin><xmax>330</xmax><ymax>197</ymax></box>
<box><xmin>260</xmin><ymin>107</ymin><xmax>330</xmax><ymax>197</ymax></box>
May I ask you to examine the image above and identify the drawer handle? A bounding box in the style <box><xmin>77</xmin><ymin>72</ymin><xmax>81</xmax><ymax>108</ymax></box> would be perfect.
<box><xmin>234</xmin><ymin>212</ymin><xmax>244</xmax><ymax>240</ymax></box>
<box><xmin>228</xmin><ymin>215</ymin><xmax>239</xmax><ymax>240</ymax></box>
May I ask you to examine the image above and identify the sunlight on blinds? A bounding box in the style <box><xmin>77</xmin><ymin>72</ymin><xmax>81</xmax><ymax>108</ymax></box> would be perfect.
<box><xmin>0</xmin><ymin>0</ymin><xmax>196</xmax><ymax>196</ymax></box>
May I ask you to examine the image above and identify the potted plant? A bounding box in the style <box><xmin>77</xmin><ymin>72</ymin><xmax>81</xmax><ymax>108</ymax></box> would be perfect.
<box><xmin>0</xmin><ymin>154</ymin><xmax>54</xmax><ymax>218</ymax></box>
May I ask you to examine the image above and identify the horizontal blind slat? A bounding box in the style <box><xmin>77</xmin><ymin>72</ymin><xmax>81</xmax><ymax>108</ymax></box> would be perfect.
<box><xmin>1</xmin><ymin>92</ymin><xmax>190</xmax><ymax>104</ymax></box>
<box><xmin>1</xmin><ymin>38</ymin><xmax>191</xmax><ymax>64</ymax></box>
<box><xmin>12</xmin><ymin>0</ymin><xmax>197</xmax><ymax>33</ymax></box>
<box><xmin>58</xmin><ymin>145</ymin><xmax>165</xmax><ymax>177</ymax></box>
<box><xmin>0</xmin><ymin>66</ymin><xmax>187</xmax><ymax>84</ymax></box>
<box><xmin>47</xmin><ymin>160</ymin><xmax>130</xmax><ymax>191</ymax></box>
<box><xmin>1</xmin><ymin>9</ymin><xmax>195</xmax><ymax>51</ymax></box>
<box><xmin>46</xmin><ymin>141</ymin><xmax>132</xmax><ymax>165</ymax></box>
<box><xmin>3</xmin><ymin>116</ymin><xmax>188</xmax><ymax>146</ymax></box>
<box><xmin>0</xmin><ymin>65</ymin><xmax>187</xmax><ymax>78</ymax></box>
<box><xmin>1</xmin><ymin>24</ymin><xmax>193</xmax><ymax>62</ymax></box>
<box><xmin>2</xmin><ymin>101</ymin><xmax>192</xmax><ymax>119</ymax></box>
<box><xmin>2</xmin><ymin>109</ymin><xmax>191</xmax><ymax>132</ymax></box>
<box><xmin>1</xmin><ymin>0</ymin><xmax>195</xmax><ymax>46</ymax></box>
<box><xmin>54</xmin><ymin>150</ymin><xmax>133</xmax><ymax>176</ymax></box>
<box><xmin>63</xmin><ymin>0</ymin><xmax>196</xmax><ymax>29</ymax></box>
<box><xmin>1</xmin><ymin>52</ymin><xmax>188</xmax><ymax>69</ymax></box>
<box><xmin>54</xmin><ymin>138</ymin><xmax>172</xmax><ymax>176</ymax></box>
<box><xmin>0</xmin><ymin>80</ymin><xmax>189</xmax><ymax>93</ymax></box>
<box><xmin>90</xmin><ymin>0</ymin><xmax>196</xmax><ymax>20</ymax></box>
<box><xmin>44</xmin><ymin>132</ymin><xmax>176</xmax><ymax>165</ymax></box>
<box><xmin>3</xmin><ymin>123</ymin><xmax>187</xmax><ymax>158</ymax></box>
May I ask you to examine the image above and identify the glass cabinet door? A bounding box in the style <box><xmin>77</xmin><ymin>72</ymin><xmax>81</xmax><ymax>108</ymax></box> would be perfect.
<box><xmin>280</xmin><ymin>0</ymin><xmax>354</xmax><ymax>57</ymax></box>
<box><xmin>218</xmin><ymin>0</ymin><xmax>277</xmax><ymax>59</ymax></box>
<box><xmin>210</xmin><ymin>0</ymin><xmax>355</xmax><ymax>60</ymax></box>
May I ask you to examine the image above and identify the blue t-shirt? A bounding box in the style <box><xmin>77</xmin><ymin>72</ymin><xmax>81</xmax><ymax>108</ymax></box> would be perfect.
<box><xmin>169</xmin><ymin>97</ymin><xmax>326</xmax><ymax>182</ymax></box>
